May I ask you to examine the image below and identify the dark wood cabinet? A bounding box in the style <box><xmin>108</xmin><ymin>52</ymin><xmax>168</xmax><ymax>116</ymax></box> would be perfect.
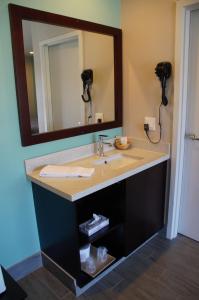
<box><xmin>32</xmin><ymin>161</ymin><xmax>167</xmax><ymax>292</ymax></box>
<box><xmin>124</xmin><ymin>162</ymin><xmax>167</xmax><ymax>255</ymax></box>
<box><xmin>32</xmin><ymin>179</ymin><xmax>126</xmax><ymax>289</ymax></box>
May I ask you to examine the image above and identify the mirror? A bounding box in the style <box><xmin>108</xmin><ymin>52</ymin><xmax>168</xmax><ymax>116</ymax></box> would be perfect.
<box><xmin>23</xmin><ymin>21</ymin><xmax>115</xmax><ymax>133</ymax></box>
<box><xmin>9</xmin><ymin>4</ymin><xmax>122</xmax><ymax>146</ymax></box>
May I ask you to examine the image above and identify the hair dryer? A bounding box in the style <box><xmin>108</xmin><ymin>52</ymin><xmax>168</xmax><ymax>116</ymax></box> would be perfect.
<box><xmin>81</xmin><ymin>69</ymin><xmax>93</xmax><ymax>103</ymax></box>
<box><xmin>155</xmin><ymin>62</ymin><xmax>172</xmax><ymax>106</ymax></box>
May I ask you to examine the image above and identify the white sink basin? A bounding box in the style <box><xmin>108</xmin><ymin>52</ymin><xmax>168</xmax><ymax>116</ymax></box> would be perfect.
<box><xmin>94</xmin><ymin>153</ymin><xmax>143</xmax><ymax>169</ymax></box>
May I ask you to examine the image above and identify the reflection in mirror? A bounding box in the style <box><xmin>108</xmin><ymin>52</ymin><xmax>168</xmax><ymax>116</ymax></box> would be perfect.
<box><xmin>22</xmin><ymin>21</ymin><xmax>115</xmax><ymax>135</ymax></box>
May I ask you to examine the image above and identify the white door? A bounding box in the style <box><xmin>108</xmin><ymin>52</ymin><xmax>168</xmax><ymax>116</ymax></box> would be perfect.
<box><xmin>48</xmin><ymin>38</ymin><xmax>84</xmax><ymax>130</ymax></box>
<box><xmin>178</xmin><ymin>9</ymin><xmax>199</xmax><ymax>241</ymax></box>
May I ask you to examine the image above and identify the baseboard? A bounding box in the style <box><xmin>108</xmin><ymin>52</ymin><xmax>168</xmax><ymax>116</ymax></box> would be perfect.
<box><xmin>41</xmin><ymin>252</ymin><xmax>76</xmax><ymax>294</ymax></box>
<box><xmin>7</xmin><ymin>252</ymin><xmax>42</xmax><ymax>281</ymax></box>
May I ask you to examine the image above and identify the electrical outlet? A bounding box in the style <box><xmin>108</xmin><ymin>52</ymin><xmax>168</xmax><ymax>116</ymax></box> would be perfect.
<box><xmin>144</xmin><ymin>117</ymin><xmax>156</xmax><ymax>131</ymax></box>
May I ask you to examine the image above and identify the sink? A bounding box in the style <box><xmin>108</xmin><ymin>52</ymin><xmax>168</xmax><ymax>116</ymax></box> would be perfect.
<box><xmin>94</xmin><ymin>153</ymin><xmax>143</xmax><ymax>169</ymax></box>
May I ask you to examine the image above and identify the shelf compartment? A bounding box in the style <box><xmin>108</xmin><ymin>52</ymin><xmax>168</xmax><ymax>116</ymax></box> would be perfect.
<box><xmin>81</xmin><ymin>246</ymin><xmax>116</xmax><ymax>278</ymax></box>
<box><xmin>79</xmin><ymin>222</ymin><xmax>123</xmax><ymax>246</ymax></box>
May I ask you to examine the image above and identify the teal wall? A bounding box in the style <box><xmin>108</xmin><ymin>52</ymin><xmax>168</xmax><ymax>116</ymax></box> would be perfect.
<box><xmin>0</xmin><ymin>0</ymin><xmax>121</xmax><ymax>268</ymax></box>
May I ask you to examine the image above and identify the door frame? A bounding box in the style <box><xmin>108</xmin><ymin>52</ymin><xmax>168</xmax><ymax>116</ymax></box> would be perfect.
<box><xmin>38</xmin><ymin>30</ymin><xmax>84</xmax><ymax>132</ymax></box>
<box><xmin>167</xmin><ymin>0</ymin><xmax>199</xmax><ymax>239</ymax></box>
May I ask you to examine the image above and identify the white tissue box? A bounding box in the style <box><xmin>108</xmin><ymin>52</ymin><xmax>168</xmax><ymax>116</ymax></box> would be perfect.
<box><xmin>79</xmin><ymin>215</ymin><xmax>109</xmax><ymax>236</ymax></box>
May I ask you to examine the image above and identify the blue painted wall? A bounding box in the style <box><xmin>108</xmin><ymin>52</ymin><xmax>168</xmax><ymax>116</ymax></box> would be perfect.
<box><xmin>0</xmin><ymin>0</ymin><xmax>121</xmax><ymax>268</ymax></box>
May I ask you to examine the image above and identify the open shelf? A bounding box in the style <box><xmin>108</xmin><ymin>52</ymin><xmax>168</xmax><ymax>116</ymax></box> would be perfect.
<box><xmin>79</xmin><ymin>221</ymin><xmax>123</xmax><ymax>247</ymax></box>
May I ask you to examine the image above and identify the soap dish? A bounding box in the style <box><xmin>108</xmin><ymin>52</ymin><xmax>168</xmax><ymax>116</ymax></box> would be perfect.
<box><xmin>114</xmin><ymin>138</ymin><xmax>132</xmax><ymax>150</ymax></box>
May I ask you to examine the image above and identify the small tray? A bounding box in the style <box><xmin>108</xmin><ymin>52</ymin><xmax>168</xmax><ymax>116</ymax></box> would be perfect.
<box><xmin>81</xmin><ymin>246</ymin><xmax>116</xmax><ymax>278</ymax></box>
<box><xmin>114</xmin><ymin>137</ymin><xmax>132</xmax><ymax>150</ymax></box>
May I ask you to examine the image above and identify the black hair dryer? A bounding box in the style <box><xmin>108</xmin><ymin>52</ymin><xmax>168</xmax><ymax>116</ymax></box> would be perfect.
<box><xmin>155</xmin><ymin>62</ymin><xmax>172</xmax><ymax>106</ymax></box>
<box><xmin>81</xmin><ymin>69</ymin><xmax>93</xmax><ymax>103</ymax></box>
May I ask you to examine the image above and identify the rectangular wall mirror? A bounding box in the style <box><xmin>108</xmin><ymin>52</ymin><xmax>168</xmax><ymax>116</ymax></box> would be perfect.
<box><xmin>9</xmin><ymin>4</ymin><xmax>122</xmax><ymax>146</ymax></box>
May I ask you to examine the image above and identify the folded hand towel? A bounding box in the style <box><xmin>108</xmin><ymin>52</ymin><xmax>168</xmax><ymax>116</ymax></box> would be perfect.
<box><xmin>39</xmin><ymin>165</ymin><xmax>95</xmax><ymax>178</ymax></box>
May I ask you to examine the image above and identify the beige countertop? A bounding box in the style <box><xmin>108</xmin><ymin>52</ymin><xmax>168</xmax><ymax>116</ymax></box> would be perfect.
<box><xmin>27</xmin><ymin>147</ymin><xmax>169</xmax><ymax>201</ymax></box>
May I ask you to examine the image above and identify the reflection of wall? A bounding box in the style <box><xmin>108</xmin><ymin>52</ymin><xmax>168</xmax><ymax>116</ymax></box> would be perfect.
<box><xmin>83</xmin><ymin>32</ymin><xmax>114</xmax><ymax>122</ymax></box>
<box><xmin>25</xmin><ymin>55</ymin><xmax>38</xmax><ymax>133</ymax></box>
<box><xmin>122</xmin><ymin>0</ymin><xmax>175</xmax><ymax>143</ymax></box>
<box><xmin>0</xmin><ymin>0</ymin><xmax>121</xmax><ymax>270</ymax></box>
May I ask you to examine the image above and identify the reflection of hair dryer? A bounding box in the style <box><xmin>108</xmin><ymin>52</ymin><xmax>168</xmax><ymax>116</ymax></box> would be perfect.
<box><xmin>81</xmin><ymin>69</ymin><xmax>93</xmax><ymax>103</ymax></box>
<box><xmin>155</xmin><ymin>62</ymin><xmax>172</xmax><ymax>106</ymax></box>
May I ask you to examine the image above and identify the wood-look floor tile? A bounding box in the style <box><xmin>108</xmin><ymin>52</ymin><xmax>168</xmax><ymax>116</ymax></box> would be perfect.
<box><xmin>20</xmin><ymin>272</ymin><xmax>60</xmax><ymax>300</ymax></box>
<box><xmin>19</xmin><ymin>234</ymin><xmax>199</xmax><ymax>300</ymax></box>
<box><xmin>160</xmin><ymin>268</ymin><xmax>199</xmax><ymax>298</ymax></box>
<box><xmin>100</xmin><ymin>270</ymin><xmax>124</xmax><ymax>289</ymax></box>
<box><xmin>33</xmin><ymin>268</ymin><xmax>70</xmax><ymax>298</ymax></box>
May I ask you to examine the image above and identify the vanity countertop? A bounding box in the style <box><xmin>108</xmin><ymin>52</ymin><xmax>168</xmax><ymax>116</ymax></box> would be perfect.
<box><xmin>27</xmin><ymin>147</ymin><xmax>169</xmax><ymax>201</ymax></box>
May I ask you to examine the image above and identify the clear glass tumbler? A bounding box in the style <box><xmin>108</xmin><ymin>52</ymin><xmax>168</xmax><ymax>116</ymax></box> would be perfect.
<box><xmin>97</xmin><ymin>246</ymin><xmax>108</xmax><ymax>263</ymax></box>
<box><xmin>85</xmin><ymin>257</ymin><xmax>96</xmax><ymax>274</ymax></box>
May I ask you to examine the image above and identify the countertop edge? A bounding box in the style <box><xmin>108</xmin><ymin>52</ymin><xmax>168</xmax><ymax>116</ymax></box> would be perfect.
<box><xmin>27</xmin><ymin>154</ymin><xmax>169</xmax><ymax>202</ymax></box>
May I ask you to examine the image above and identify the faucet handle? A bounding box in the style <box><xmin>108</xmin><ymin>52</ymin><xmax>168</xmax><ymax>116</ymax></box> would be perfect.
<box><xmin>98</xmin><ymin>135</ymin><xmax>108</xmax><ymax>144</ymax></box>
<box><xmin>98</xmin><ymin>134</ymin><xmax>108</xmax><ymax>140</ymax></box>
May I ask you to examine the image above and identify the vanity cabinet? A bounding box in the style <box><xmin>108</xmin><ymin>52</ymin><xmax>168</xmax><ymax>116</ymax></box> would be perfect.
<box><xmin>124</xmin><ymin>162</ymin><xmax>167</xmax><ymax>255</ymax></box>
<box><xmin>32</xmin><ymin>179</ymin><xmax>126</xmax><ymax>290</ymax></box>
<box><xmin>32</xmin><ymin>161</ymin><xmax>167</xmax><ymax>293</ymax></box>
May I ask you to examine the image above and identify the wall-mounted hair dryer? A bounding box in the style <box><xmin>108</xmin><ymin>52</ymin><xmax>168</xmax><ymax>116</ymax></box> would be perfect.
<box><xmin>155</xmin><ymin>62</ymin><xmax>172</xmax><ymax>106</ymax></box>
<box><xmin>81</xmin><ymin>69</ymin><xmax>93</xmax><ymax>103</ymax></box>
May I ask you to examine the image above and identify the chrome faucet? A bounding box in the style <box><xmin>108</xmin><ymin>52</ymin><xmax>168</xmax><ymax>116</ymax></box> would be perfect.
<box><xmin>97</xmin><ymin>135</ymin><xmax>112</xmax><ymax>157</ymax></box>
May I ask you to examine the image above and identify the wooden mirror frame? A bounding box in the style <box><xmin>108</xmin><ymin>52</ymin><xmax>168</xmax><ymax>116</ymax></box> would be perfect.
<box><xmin>9</xmin><ymin>4</ymin><xmax>122</xmax><ymax>146</ymax></box>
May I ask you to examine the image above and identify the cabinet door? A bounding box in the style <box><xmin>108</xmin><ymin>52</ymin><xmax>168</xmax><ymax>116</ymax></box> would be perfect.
<box><xmin>125</xmin><ymin>162</ymin><xmax>167</xmax><ymax>256</ymax></box>
<box><xmin>32</xmin><ymin>184</ymin><xmax>81</xmax><ymax>279</ymax></box>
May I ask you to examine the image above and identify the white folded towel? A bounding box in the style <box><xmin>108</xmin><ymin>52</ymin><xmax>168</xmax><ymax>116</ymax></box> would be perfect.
<box><xmin>39</xmin><ymin>165</ymin><xmax>95</xmax><ymax>178</ymax></box>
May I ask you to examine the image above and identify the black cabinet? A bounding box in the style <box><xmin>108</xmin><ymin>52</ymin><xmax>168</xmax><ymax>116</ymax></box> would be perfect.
<box><xmin>32</xmin><ymin>185</ymin><xmax>81</xmax><ymax>281</ymax></box>
<box><xmin>32</xmin><ymin>179</ymin><xmax>125</xmax><ymax>288</ymax></box>
<box><xmin>32</xmin><ymin>161</ymin><xmax>167</xmax><ymax>291</ymax></box>
<box><xmin>124</xmin><ymin>162</ymin><xmax>167</xmax><ymax>255</ymax></box>
<box><xmin>0</xmin><ymin>267</ymin><xmax>27</xmax><ymax>300</ymax></box>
